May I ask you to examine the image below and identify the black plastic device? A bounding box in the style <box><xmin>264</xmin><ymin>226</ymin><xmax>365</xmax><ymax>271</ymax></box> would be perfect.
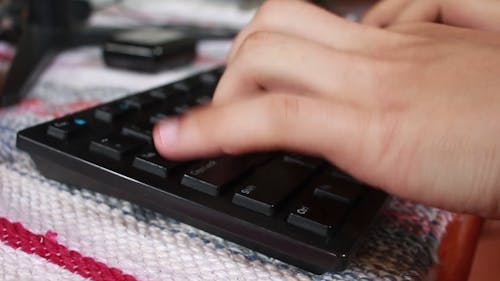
<box><xmin>103</xmin><ymin>27</ymin><xmax>197</xmax><ymax>73</ymax></box>
<box><xmin>16</xmin><ymin>67</ymin><xmax>387</xmax><ymax>273</ymax></box>
<box><xmin>1</xmin><ymin>0</ymin><xmax>117</xmax><ymax>107</ymax></box>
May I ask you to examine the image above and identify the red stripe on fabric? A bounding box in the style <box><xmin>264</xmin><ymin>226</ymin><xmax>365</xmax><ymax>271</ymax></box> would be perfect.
<box><xmin>0</xmin><ymin>217</ymin><xmax>137</xmax><ymax>281</ymax></box>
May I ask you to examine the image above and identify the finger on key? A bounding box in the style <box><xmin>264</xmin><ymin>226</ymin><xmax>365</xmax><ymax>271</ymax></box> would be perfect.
<box><xmin>214</xmin><ymin>31</ymin><xmax>385</xmax><ymax>105</ymax></box>
<box><xmin>153</xmin><ymin>93</ymin><xmax>364</xmax><ymax>168</ymax></box>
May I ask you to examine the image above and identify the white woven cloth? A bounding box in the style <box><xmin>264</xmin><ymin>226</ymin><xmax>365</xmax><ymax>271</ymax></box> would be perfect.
<box><xmin>0</xmin><ymin>46</ymin><xmax>453</xmax><ymax>281</ymax></box>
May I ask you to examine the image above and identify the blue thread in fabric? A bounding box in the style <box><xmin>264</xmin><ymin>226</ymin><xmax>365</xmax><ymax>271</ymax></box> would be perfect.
<box><xmin>214</xmin><ymin>243</ymin><xmax>225</xmax><ymax>249</ymax></box>
<box><xmin>0</xmin><ymin>125</ymin><xmax>16</xmax><ymax>132</ymax></box>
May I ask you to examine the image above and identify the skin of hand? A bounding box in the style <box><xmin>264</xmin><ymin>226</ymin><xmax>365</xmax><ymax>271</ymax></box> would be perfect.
<box><xmin>362</xmin><ymin>0</ymin><xmax>500</xmax><ymax>31</ymax></box>
<box><xmin>153</xmin><ymin>0</ymin><xmax>500</xmax><ymax>218</ymax></box>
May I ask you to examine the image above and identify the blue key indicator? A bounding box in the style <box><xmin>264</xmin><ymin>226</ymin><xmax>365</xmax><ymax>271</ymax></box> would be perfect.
<box><xmin>73</xmin><ymin>118</ymin><xmax>87</xmax><ymax>126</ymax></box>
<box><xmin>119</xmin><ymin>102</ymin><xmax>130</xmax><ymax>110</ymax></box>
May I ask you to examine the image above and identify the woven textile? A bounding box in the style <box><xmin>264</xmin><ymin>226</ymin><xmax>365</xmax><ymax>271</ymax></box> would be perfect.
<box><xmin>0</xmin><ymin>46</ymin><xmax>454</xmax><ymax>281</ymax></box>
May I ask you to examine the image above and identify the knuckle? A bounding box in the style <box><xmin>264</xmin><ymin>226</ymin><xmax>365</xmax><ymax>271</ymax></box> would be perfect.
<box><xmin>235</xmin><ymin>30</ymin><xmax>275</xmax><ymax>64</ymax></box>
<box><xmin>254</xmin><ymin>0</ymin><xmax>283</xmax><ymax>22</ymax></box>
<box><xmin>235</xmin><ymin>0</ymin><xmax>284</xmax><ymax>54</ymax></box>
<box><xmin>241</xmin><ymin>30</ymin><xmax>273</xmax><ymax>51</ymax></box>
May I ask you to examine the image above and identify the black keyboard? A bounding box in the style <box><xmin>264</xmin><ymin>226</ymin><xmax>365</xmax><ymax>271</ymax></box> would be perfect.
<box><xmin>16</xmin><ymin>66</ymin><xmax>387</xmax><ymax>273</ymax></box>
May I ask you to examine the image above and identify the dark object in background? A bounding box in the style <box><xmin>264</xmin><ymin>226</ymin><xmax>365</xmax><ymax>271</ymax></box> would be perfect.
<box><xmin>103</xmin><ymin>28</ymin><xmax>197</xmax><ymax>73</ymax></box>
<box><xmin>0</xmin><ymin>0</ymin><xmax>25</xmax><ymax>43</ymax></box>
<box><xmin>0</xmin><ymin>0</ymin><xmax>237</xmax><ymax>108</ymax></box>
<box><xmin>0</xmin><ymin>0</ymin><xmax>118</xmax><ymax>107</ymax></box>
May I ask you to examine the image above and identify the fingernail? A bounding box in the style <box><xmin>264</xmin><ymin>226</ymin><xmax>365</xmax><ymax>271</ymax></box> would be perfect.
<box><xmin>157</xmin><ymin>118</ymin><xmax>179</xmax><ymax>147</ymax></box>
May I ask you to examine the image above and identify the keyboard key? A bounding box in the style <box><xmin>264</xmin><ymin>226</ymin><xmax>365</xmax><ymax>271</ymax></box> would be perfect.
<box><xmin>287</xmin><ymin>197</ymin><xmax>348</xmax><ymax>237</ymax></box>
<box><xmin>94</xmin><ymin>101</ymin><xmax>135</xmax><ymax>123</ymax></box>
<box><xmin>232</xmin><ymin>158</ymin><xmax>312</xmax><ymax>216</ymax></box>
<box><xmin>124</xmin><ymin>95</ymin><xmax>156</xmax><ymax>110</ymax></box>
<box><xmin>312</xmin><ymin>176</ymin><xmax>364</xmax><ymax>204</ymax></box>
<box><xmin>121</xmin><ymin>122</ymin><xmax>153</xmax><ymax>143</ymax></box>
<box><xmin>214</xmin><ymin>67</ymin><xmax>225</xmax><ymax>77</ymax></box>
<box><xmin>173</xmin><ymin>77</ymin><xmax>200</xmax><ymax>93</ymax></box>
<box><xmin>89</xmin><ymin>136</ymin><xmax>142</xmax><ymax>160</ymax></box>
<box><xmin>149</xmin><ymin>110</ymin><xmax>178</xmax><ymax>124</ymax></box>
<box><xmin>149</xmin><ymin>87</ymin><xmax>178</xmax><ymax>100</ymax></box>
<box><xmin>133</xmin><ymin>150</ymin><xmax>180</xmax><ymax>178</ymax></box>
<box><xmin>194</xmin><ymin>95</ymin><xmax>211</xmax><ymax>105</ymax></box>
<box><xmin>328</xmin><ymin>165</ymin><xmax>358</xmax><ymax>183</ymax></box>
<box><xmin>198</xmin><ymin>72</ymin><xmax>219</xmax><ymax>86</ymax></box>
<box><xmin>182</xmin><ymin>156</ymin><xmax>257</xmax><ymax>196</ymax></box>
<box><xmin>172</xmin><ymin>81</ymin><xmax>191</xmax><ymax>92</ymax></box>
<box><xmin>173</xmin><ymin>103</ymin><xmax>191</xmax><ymax>114</ymax></box>
<box><xmin>283</xmin><ymin>154</ymin><xmax>323</xmax><ymax>170</ymax></box>
<box><xmin>196</xmin><ymin>72</ymin><xmax>218</xmax><ymax>96</ymax></box>
<box><xmin>47</xmin><ymin>117</ymin><xmax>87</xmax><ymax>140</ymax></box>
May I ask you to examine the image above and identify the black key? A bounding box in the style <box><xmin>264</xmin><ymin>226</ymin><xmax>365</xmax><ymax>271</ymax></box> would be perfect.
<box><xmin>124</xmin><ymin>95</ymin><xmax>156</xmax><ymax>110</ymax></box>
<box><xmin>89</xmin><ymin>136</ymin><xmax>142</xmax><ymax>160</ymax></box>
<box><xmin>149</xmin><ymin>112</ymin><xmax>174</xmax><ymax>124</ymax></box>
<box><xmin>149</xmin><ymin>102</ymin><xmax>193</xmax><ymax>122</ymax></box>
<box><xmin>94</xmin><ymin>101</ymin><xmax>135</xmax><ymax>123</ymax></box>
<box><xmin>287</xmin><ymin>197</ymin><xmax>348</xmax><ymax>237</ymax></box>
<box><xmin>182</xmin><ymin>156</ymin><xmax>259</xmax><ymax>196</ymax></box>
<box><xmin>173</xmin><ymin>77</ymin><xmax>200</xmax><ymax>93</ymax></box>
<box><xmin>133</xmin><ymin>150</ymin><xmax>180</xmax><ymax>178</ymax></box>
<box><xmin>232</xmin><ymin>158</ymin><xmax>312</xmax><ymax>216</ymax></box>
<box><xmin>214</xmin><ymin>67</ymin><xmax>225</xmax><ymax>77</ymax></box>
<box><xmin>198</xmin><ymin>72</ymin><xmax>219</xmax><ymax>86</ymax></box>
<box><xmin>313</xmin><ymin>176</ymin><xmax>364</xmax><ymax>204</ymax></box>
<box><xmin>47</xmin><ymin>117</ymin><xmax>87</xmax><ymax>140</ymax></box>
<box><xmin>283</xmin><ymin>154</ymin><xmax>323</xmax><ymax>170</ymax></box>
<box><xmin>328</xmin><ymin>165</ymin><xmax>358</xmax><ymax>183</ymax></box>
<box><xmin>149</xmin><ymin>87</ymin><xmax>178</xmax><ymax>100</ymax></box>
<box><xmin>121</xmin><ymin>122</ymin><xmax>153</xmax><ymax>143</ymax></box>
<box><xmin>172</xmin><ymin>81</ymin><xmax>191</xmax><ymax>92</ymax></box>
<box><xmin>194</xmin><ymin>95</ymin><xmax>211</xmax><ymax>105</ymax></box>
<box><xmin>196</xmin><ymin>73</ymin><xmax>218</xmax><ymax>96</ymax></box>
<box><xmin>173</xmin><ymin>103</ymin><xmax>191</xmax><ymax>114</ymax></box>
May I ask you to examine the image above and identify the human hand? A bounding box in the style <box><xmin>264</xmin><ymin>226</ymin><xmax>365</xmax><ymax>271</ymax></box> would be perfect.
<box><xmin>153</xmin><ymin>0</ymin><xmax>500</xmax><ymax>218</ymax></box>
<box><xmin>362</xmin><ymin>0</ymin><xmax>500</xmax><ymax>31</ymax></box>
